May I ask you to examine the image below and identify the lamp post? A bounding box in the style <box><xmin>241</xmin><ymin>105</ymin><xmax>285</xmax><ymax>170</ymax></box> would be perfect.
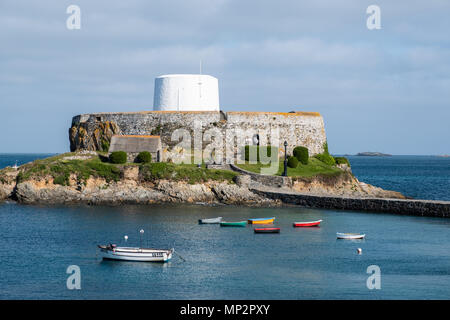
<box><xmin>282</xmin><ymin>141</ymin><xmax>288</xmax><ymax>177</ymax></box>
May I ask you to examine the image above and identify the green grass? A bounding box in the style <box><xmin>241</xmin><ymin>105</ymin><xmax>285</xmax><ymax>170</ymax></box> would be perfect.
<box><xmin>140</xmin><ymin>162</ymin><xmax>237</xmax><ymax>184</ymax></box>
<box><xmin>335</xmin><ymin>156</ymin><xmax>351</xmax><ymax>166</ymax></box>
<box><xmin>14</xmin><ymin>152</ymin><xmax>238</xmax><ymax>185</ymax></box>
<box><xmin>17</xmin><ymin>153</ymin><xmax>121</xmax><ymax>185</ymax></box>
<box><xmin>236</xmin><ymin>157</ymin><xmax>343</xmax><ymax>178</ymax></box>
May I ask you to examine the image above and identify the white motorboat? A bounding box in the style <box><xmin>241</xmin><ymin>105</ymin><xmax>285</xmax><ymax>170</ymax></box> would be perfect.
<box><xmin>336</xmin><ymin>232</ymin><xmax>366</xmax><ymax>240</ymax></box>
<box><xmin>98</xmin><ymin>244</ymin><xmax>174</xmax><ymax>262</ymax></box>
<box><xmin>199</xmin><ymin>217</ymin><xmax>222</xmax><ymax>224</ymax></box>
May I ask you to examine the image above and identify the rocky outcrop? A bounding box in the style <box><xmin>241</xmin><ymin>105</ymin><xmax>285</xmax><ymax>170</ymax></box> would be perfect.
<box><xmin>69</xmin><ymin>120</ymin><xmax>120</xmax><ymax>152</ymax></box>
<box><xmin>0</xmin><ymin>150</ymin><xmax>409</xmax><ymax>210</ymax></box>
<box><xmin>291</xmin><ymin>172</ymin><xmax>406</xmax><ymax>199</ymax></box>
<box><xmin>7</xmin><ymin>169</ymin><xmax>449</xmax><ymax>217</ymax></box>
<box><xmin>14</xmin><ymin>179</ymin><xmax>170</xmax><ymax>205</ymax></box>
<box><xmin>211</xmin><ymin>183</ymin><xmax>275</xmax><ymax>205</ymax></box>
<box><xmin>12</xmin><ymin>176</ymin><xmax>280</xmax><ymax>206</ymax></box>
<box><xmin>230</xmin><ymin>165</ymin><xmax>405</xmax><ymax>199</ymax></box>
<box><xmin>0</xmin><ymin>169</ymin><xmax>19</xmax><ymax>201</ymax></box>
<box><xmin>230</xmin><ymin>164</ymin><xmax>292</xmax><ymax>188</ymax></box>
<box><xmin>2</xmin><ymin>162</ymin><xmax>405</xmax><ymax>205</ymax></box>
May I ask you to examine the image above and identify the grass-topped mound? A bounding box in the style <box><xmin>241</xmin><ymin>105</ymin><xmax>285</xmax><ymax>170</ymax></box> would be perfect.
<box><xmin>16</xmin><ymin>153</ymin><xmax>121</xmax><ymax>186</ymax></box>
<box><xmin>235</xmin><ymin>157</ymin><xmax>344</xmax><ymax>178</ymax></box>
<box><xmin>12</xmin><ymin>152</ymin><xmax>238</xmax><ymax>186</ymax></box>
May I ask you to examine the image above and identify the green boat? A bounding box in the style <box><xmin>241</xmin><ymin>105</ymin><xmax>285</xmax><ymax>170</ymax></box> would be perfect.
<box><xmin>220</xmin><ymin>221</ymin><xmax>247</xmax><ymax>227</ymax></box>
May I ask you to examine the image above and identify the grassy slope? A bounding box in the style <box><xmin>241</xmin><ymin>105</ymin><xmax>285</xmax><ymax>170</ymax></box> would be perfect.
<box><xmin>8</xmin><ymin>153</ymin><xmax>237</xmax><ymax>186</ymax></box>
<box><xmin>236</xmin><ymin>157</ymin><xmax>343</xmax><ymax>178</ymax></box>
<box><xmin>16</xmin><ymin>153</ymin><xmax>121</xmax><ymax>185</ymax></box>
<box><xmin>140</xmin><ymin>163</ymin><xmax>237</xmax><ymax>184</ymax></box>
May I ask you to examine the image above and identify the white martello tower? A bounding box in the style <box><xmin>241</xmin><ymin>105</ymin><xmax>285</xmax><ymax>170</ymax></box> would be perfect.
<box><xmin>153</xmin><ymin>74</ymin><xmax>220</xmax><ymax>111</ymax></box>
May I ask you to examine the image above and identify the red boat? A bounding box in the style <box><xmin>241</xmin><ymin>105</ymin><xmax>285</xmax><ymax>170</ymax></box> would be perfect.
<box><xmin>293</xmin><ymin>219</ymin><xmax>322</xmax><ymax>227</ymax></box>
<box><xmin>254</xmin><ymin>227</ymin><xmax>280</xmax><ymax>234</ymax></box>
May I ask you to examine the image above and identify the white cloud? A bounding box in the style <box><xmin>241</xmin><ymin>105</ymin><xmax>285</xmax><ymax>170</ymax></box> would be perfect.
<box><xmin>0</xmin><ymin>0</ymin><xmax>449</xmax><ymax>153</ymax></box>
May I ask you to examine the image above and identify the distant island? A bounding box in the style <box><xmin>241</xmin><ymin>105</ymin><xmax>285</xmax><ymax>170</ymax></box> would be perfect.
<box><xmin>356</xmin><ymin>152</ymin><xmax>392</xmax><ymax>157</ymax></box>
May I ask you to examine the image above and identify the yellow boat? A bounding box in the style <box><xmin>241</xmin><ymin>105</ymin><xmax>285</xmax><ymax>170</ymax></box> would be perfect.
<box><xmin>248</xmin><ymin>217</ymin><xmax>275</xmax><ymax>224</ymax></box>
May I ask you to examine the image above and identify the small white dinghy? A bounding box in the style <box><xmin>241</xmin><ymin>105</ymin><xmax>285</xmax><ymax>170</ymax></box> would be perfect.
<box><xmin>98</xmin><ymin>244</ymin><xmax>174</xmax><ymax>262</ymax></box>
<box><xmin>336</xmin><ymin>232</ymin><xmax>366</xmax><ymax>240</ymax></box>
<box><xmin>199</xmin><ymin>217</ymin><xmax>222</xmax><ymax>224</ymax></box>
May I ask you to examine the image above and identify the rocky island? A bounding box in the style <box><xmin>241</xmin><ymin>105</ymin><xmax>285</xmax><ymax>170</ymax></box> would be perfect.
<box><xmin>356</xmin><ymin>152</ymin><xmax>392</xmax><ymax>156</ymax></box>
<box><xmin>0</xmin><ymin>150</ymin><xmax>404</xmax><ymax>206</ymax></box>
<box><xmin>2</xmin><ymin>149</ymin><xmax>449</xmax><ymax>218</ymax></box>
<box><xmin>1</xmin><ymin>73</ymin><xmax>449</xmax><ymax>217</ymax></box>
<box><xmin>1</xmin><ymin>150</ymin><xmax>449</xmax><ymax>217</ymax></box>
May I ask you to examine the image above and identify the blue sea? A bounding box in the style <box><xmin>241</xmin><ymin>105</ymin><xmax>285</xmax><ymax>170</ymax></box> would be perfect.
<box><xmin>346</xmin><ymin>155</ymin><xmax>450</xmax><ymax>201</ymax></box>
<box><xmin>0</xmin><ymin>154</ymin><xmax>449</xmax><ymax>299</ymax></box>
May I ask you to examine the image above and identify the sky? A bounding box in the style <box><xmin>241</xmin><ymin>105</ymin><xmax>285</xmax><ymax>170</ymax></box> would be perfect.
<box><xmin>0</xmin><ymin>0</ymin><xmax>449</xmax><ymax>155</ymax></box>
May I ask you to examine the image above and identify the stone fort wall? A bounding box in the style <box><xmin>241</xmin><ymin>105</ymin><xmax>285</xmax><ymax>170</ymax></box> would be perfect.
<box><xmin>69</xmin><ymin>111</ymin><xmax>327</xmax><ymax>163</ymax></box>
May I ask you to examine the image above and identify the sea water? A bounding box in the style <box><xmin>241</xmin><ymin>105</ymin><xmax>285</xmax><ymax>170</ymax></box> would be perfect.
<box><xmin>347</xmin><ymin>155</ymin><xmax>450</xmax><ymax>201</ymax></box>
<box><xmin>0</xmin><ymin>154</ymin><xmax>449</xmax><ymax>299</ymax></box>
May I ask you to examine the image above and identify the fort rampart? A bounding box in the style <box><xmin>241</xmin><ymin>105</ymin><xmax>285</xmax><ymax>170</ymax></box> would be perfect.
<box><xmin>69</xmin><ymin>111</ymin><xmax>327</xmax><ymax>163</ymax></box>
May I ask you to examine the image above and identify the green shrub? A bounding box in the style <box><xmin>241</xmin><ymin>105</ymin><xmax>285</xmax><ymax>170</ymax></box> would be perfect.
<box><xmin>312</xmin><ymin>142</ymin><xmax>335</xmax><ymax>166</ymax></box>
<box><xmin>314</xmin><ymin>153</ymin><xmax>335</xmax><ymax>166</ymax></box>
<box><xmin>109</xmin><ymin>151</ymin><xmax>127</xmax><ymax>164</ymax></box>
<box><xmin>287</xmin><ymin>156</ymin><xmax>299</xmax><ymax>168</ymax></box>
<box><xmin>53</xmin><ymin>174</ymin><xmax>69</xmax><ymax>186</ymax></box>
<box><xmin>323</xmin><ymin>141</ymin><xmax>330</xmax><ymax>155</ymax></box>
<box><xmin>136</xmin><ymin>151</ymin><xmax>152</xmax><ymax>163</ymax></box>
<box><xmin>293</xmin><ymin>146</ymin><xmax>309</xmax><ymax>165</ymax></box>
<box><xmin>335</xmin><ymin>157</ymin><xmax>350</xmax><ymax>166</ymax></box>
<box><xmin>101</xmin><ymin>139</ymin><xmax>110</xmax><ymax>152</ymax></box>
<box><xmin>244</xmin><ymin>145</ymin><xmax>277</xmax><ymax>162</ymax></box>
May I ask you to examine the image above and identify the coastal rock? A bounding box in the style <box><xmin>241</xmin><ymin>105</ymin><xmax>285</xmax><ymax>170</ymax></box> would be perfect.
<box><xmin>7</xmin><ymin>163</ymin><xmax>405</xmax><ymax>206</ymax></box>
<box><xmin>234</xmin><ymin>175</ymin><xmax>251</xmax><ymax>188</ymax></box>
<box><xmin>122</xmin><ymin>166</ymin><xmax>139</xmax><ymax>181</ymax></box>
<box><xmin>336</xmin><ymin>163</ymin><xmax>351</xmax><ymax>173</ymax></box>
<box><xmin>15</xmin><ymin>181</ymin><xmax>79</xmax><ymax>204</ymax></box>
<box><xmin>12</xmin><ymin>176</ymin><xmax>278</xmax><ymax>206</ymax></box>
<box><xmin>0</xmin><ymin>183</ymin><xmax>15</xmax><ymax>200</ymax></box>
<box><xmin>3</xmin><ymin>152</ymin><xmax>407</xmax><ymax>208</ymax></box>
<box><xmin>7</xmin><ymin>159</ymin><xmax>449</xmax><ymax>217</ymax></box>
<box><xmin>14</xmin><ymin>178</ymin><xmax>171</xmax><ymax>205</ymax></box>
<box><xmin>211</xmin><ymin>183</ymin><xmax>277</xmax><ymax>205</ymax></box>
<box><xmin>69</xmin><ymin>120</ymin><xmax>120</xmax><ymax>152</ymax></box>
<box><xmin>155</xmin><ymin>180</ymin><xmax>217</xmax><ymax>203</ymax></box>
<box><xmin>0</xmin><ymin>169</ymin><xmax>19</xmax><ymax>201</ymax></box>
<box><xmin>291</xmin><ymin>172</ymin><xmax>406</xmax><ymax>199</ymax></box>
